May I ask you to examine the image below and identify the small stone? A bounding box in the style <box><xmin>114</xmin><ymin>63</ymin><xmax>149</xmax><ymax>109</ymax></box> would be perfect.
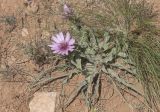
<box><xmin>29</xmin><ymin>92</ymin><xmax>57</xmax><ymax>112</ymax></box>
<box><xmin>22</xmin><ymin>28</ymin><xmax>29</xmax><ymax>37</ymax></box>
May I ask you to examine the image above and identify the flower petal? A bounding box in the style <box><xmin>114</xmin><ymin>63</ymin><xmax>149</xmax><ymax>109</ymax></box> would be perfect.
<box><xmin>49</xmin><ymin>32</ymin><xmax>75</xmax><ymax>56</ymax></box>
<box><xmin>59</xmin><ymin>32</ymin><xmax>65</xmax><ymax>41</ymax></box>
<box><xmin>65</xmin><ymin>51</ymin><xmax>69</xmax><ymax>55</ymax></box>
<box><xmin>57</xmin><ymin>51</ymin><xmax>62</xmax><ymax>55</ymax></box>
<box><xmin>53</xmin><ymin>50</ymin><xmax>60</xmax><ymax>54</ymax></box>
<box><xmin>69</xmin><ymin>48</ymin><xmax>74</xmax><ymax>52</ymax></box>
<box><xmin>63</xmin><ymin>4</ymin><xmax>71</xmax><ymax>15</ymax></box>
<box><xmin>60</xmin><ymin>51</ymin><xmax>66</xmax><ymax>55</ymax></box>
<box><xmin>48</xmin><ymin>44</ymin><xmax>59</xmax><ymax>50</ymax></box>
<box><xmin>52</xmin><ymin>36</ymin><xmax>60</xmax><ymax>43</ymax></box>
<box><xmin>69</xmin><ymin>38</ymin><xmax>75</xmax><ymax>45</ymax></box>
<box><xmin>48</xmin><ymin>45</ymin><xmax>55</xmax><ymax>48</ymax></box>
<box><xmin>65</xmin><ymin>32</ymin><xmax>71</xmax><ymax>42</ymax></box>
<box><xmin>56</xmin><ymin>34</ymin><xmax>62</xmax><ymax>42</ymax></box>
<box><xmin>68</xmin><ymin>45</ymin><xmax>74</xmax><ymax>49</ymax></box>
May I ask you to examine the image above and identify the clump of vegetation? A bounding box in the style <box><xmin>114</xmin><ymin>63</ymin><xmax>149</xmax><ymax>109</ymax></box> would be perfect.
<box><xmin>129</xmin><ymin>36</ymin><xmax>160</xmax><ymax>110</ymax></box>
<box><xmin>0</xmin><ymin>15</ymin><xmax>16</xmax><ymax>26</ymax></box>
<box><xmin>24</xmin><ymin>37</ymin><xmax>56</xmax><ymax>66</ymax></box>
<box><xmin>30</xmin><ymin>0</ymin><xmax>160</xmax><ymax>111</ymax></box>
<box><xmin>0</xmin><ymin>15</ymin><xmax>17</xmax><ymax>32</ymax></box>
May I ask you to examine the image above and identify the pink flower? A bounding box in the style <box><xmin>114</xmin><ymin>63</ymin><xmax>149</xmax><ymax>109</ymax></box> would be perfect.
<box><xmin>49</xmin><ymin>32</ymin><xmax>75</xmax><ymax>55</ymax></box>
<box><xmin>63</xmin><ymin>4</ymin><xmax>72</xmax><ymax>17</ymax></box>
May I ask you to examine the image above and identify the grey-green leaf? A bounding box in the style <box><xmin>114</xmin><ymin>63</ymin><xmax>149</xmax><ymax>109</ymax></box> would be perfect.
<box><xmin>118</xmin><ymin>52</ymin><xmax>127</xmax><ymax>58</ymax></box>
<box><xmin>71</xmin><ymin>59</ymin><xmax>82</xmax><ymax>70</ymax></box>
<box><xmin>104</xmin><ymin>32</ymin><xmax>110</xmax><ymax>43</ymax></box>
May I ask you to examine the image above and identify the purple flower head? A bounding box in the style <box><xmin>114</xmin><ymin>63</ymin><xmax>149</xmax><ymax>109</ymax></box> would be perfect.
<box><xmin>49</xmin><ymin>32</ymin><xmax>75</xmax><ymax>56</ymax></box>
<box><xmin>63</xmin><ymin>4</ymin><xmax>72</xmax><ymax>18</ymax></box>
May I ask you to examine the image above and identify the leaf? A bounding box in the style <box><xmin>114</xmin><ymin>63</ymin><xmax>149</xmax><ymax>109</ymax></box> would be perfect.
<box><xmin>110</xmin><ymin>63</ymin><xmax>136</xmax><ymax>75</ymax></box>
<box><xmin>76</xmin><ymin>59</ymin><xmax>82</xmax><ymax>70</ymax></box>
<box><xmin>111</xmin><ymin>47</ymin><xmax>117</xmax><ymax>55</ymax></box>
<box><xmin>71</xmin><ymin>59</ymin><xmax>82</xmax><ymax>70</ymax></box>
<box><xmin>92</xmin><ymin>74</ymin><xmax>101</xmax><ymax>103</ymax></box>
<box><xmin>118</xmin><ymin>52</ymin><xmax>127</xmax><ymax>58</ymax></box>
<box><xmin>101</xmin><ymin>65</ymin><xmax>108</xmax><ymax>73</ymax></box>
<box><xmin>99</xmin><ymin>32</ymin><xmax>111</xmax><ymax>49</ymax></box>
<box><xmin>103</xmin><ymin>47</ymin><xmax>117</xmax><ymax>63</ymax></box>
<box><xmin>103</xmin><ymin>54</ymin><xmax>113</xmax><ymax>63</ymax></box>
<box><xmin>105</xmin><ymin>68</ymin><xmax>143</xmax><ymax>96</ymax></box>
<box><xmin>63</xmin><ymin>70</ymin><xmax>78</xmax><ymax>84</ymax></box>
<box><xmin>102</xmin><ymin>43</ymin><xmax>110</xmax><ymax>51</ymax></box>
<box><xmin>104</xmin><ymin>32</ymin><xmax>110</xmax><ymax>43</ymax></box>
<box><xmin>95</xmin><ymin>54</ymin><xmax>102</xmax><ymax>62</ymax></box>
<box><xmin>64</xmin><ymin>80</ymin><xmax>87</xmax><ymax>108</ymax></box>
<box><xmin>86</xmin><ymin>63</ymin><xmax>95</xmax><ymax>75</ymax></box>
<box><xmin>85</xmin><ymin>48</ymin><xmax>96</xmax><ymax>55</ymax></box>
<box><xmin>80</xmin><ymin>30</ymin><xmax>89</xmax><ymax>47</ymax></box>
